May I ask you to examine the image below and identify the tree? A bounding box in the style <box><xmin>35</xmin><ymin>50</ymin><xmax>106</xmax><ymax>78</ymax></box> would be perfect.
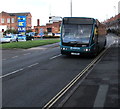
<box><xmin>4</xmin><ymin>29</ymin><xmax>18</xmax><ymax>35</ymax></box>
<box><xmin>26</xmin><ymin>30</ymin><xmax>32</xmax><ymax>33</ymax></box>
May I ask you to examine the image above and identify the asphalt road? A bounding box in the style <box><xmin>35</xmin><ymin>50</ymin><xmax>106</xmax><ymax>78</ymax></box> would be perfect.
<box><xmin>2</xmin><ymin>34</ymin><xmax>118</xmax><ymax>108</ymax></box>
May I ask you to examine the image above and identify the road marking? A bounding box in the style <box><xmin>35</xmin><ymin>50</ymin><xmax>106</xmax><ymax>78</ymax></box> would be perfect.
<box><xmin>0</xmin><ymin>68</ymin><xmax>24</xmax><ymax>78</ymax></box>
<box><xmin>28</xmin><ymin>63</ymin><xmax>39</xmax><ymax>68</ymax></box>
<box><xmin>12</xmin><ymin>56</ymin><xmax>18</xmax><ymax>58</ymax></box>
<box><xmin>23</xmin><ymin>53</ymin><xmax>31</xmax><ymax>55</ymax></box>
<box><xmin>0</xmin><ymin>63</ymin><xmax>39</xmax><ymax>79</ymax></box>
<box><xmin>94</xmin><ymin>85</ymin><xmax>109</xmax><ymax>107</ymax></box>
<box><xmin>50</xmin><ymin>54</ymin><xmax>62</xmax><ymax>60</ymax></box>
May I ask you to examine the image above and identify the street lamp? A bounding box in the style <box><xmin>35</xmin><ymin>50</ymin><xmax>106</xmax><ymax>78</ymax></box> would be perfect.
<box><xmin>70</xmin><ymin>0</ymin><xmax>72</xmax><ymax>17</ymax></box>
<box><xmin>114</xmin><ymin>6</ymin><xmax>116</xmax><ymax>16</ymax></box>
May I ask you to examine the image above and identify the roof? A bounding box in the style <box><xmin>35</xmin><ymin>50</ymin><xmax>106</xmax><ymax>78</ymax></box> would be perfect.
<box><xmin>1</xmin><ymin>11</ymin><xmax>31</xmax><ymax>16</ymax></box>
<box><xmin>8</xmin><ymin>12</ymin><xmax>31</xmax><ymax>16</ymax></box>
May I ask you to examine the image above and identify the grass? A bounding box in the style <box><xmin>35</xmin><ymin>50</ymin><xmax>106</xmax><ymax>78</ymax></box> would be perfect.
<box><xmin>0</xmin><ymin>39</ymin><xmax>60</xmax><ymax>49</ymax></box>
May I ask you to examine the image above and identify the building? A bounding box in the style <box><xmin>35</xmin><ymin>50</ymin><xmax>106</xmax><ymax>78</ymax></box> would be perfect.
<box><xmin>0</xmin><ymin>11</ymin><xmax>32</xmax><ymax>33</ymax></box>
<box><xmin>49</xmin><ymin>16</ymin><xmax>62</xmax><ymax>23</ymax></box>
<box><xmin>34</xmin><ymin>16</ymin><xmax>62</xmax><ymax>36</ymax></box>
<box><xmin>104</xmin><ymin>13</ymin><xmax>120</xmax><ymax>30</ymax></box>
<box><xmin>104</xmin><ymin>1</ymin><xmax>120</xmax><ymax>30</ymax></box>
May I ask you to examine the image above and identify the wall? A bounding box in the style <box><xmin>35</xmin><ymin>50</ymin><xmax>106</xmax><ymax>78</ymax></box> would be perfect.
<box><xmin>34</xmin><ymin>21</ymin><xmax>61</xmax><ymax>34</ymax></box>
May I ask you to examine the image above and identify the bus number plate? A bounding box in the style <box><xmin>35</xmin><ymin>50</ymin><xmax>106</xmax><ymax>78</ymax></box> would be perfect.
<box><xmin>71</xmin><ymin>53</ymin><xmax>80</xmax><ymax>55</ymax></box>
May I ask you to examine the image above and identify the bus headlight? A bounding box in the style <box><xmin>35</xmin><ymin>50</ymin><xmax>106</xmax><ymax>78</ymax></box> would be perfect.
<box><xmin>62</xmin><ymin>48</ymin><xmax>67</xmax><ymax>50</ymax></box>
<box><xmin>84</xmin><ymin>49</ymin><xmax>90</xmax><ymax>51</ymax></box>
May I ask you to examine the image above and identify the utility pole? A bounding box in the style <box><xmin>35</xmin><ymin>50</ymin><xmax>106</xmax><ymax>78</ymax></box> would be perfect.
<box><xmin>49</xmin><ymin>4</ymin><xmax>51</xmax><ymax>16</ymax></box>
<box><xmin>114</xmin><ymin>6</ymin><xmax>116</xmax><ymax>16</ymax></box>
<box><xmin>70</xmin><ymin>0</ymin><xmax>72</xmax><ymax>17</ymax></box>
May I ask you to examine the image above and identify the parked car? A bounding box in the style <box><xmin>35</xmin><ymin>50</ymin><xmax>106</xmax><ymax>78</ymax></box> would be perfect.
<box><xmin>26</xmin><ymin>34</ymin><xmax>34</xmax><ymax>40</ymax></box>
<box><xmin>17</xmin><ymin>35</ymin><xmax>26</xmax><ymax>41</ymax></box>
<box><xmin>0</xmin><ymin>35</ymin><xmax>17</xmax><ymax>43</ymax></box>
<box><xmin>55</xmin><ymin>33</ymin><xmax>61</xmax><ymax>37</ymax></box>
<box><xmin>17</xmin><ymin>34</ymin><xmax>34</xmax><ymax>41</ymax></box>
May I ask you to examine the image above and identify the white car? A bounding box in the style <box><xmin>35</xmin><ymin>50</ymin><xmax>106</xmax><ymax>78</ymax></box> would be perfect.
<box><xmin>0</xmin><ymin>35</ymin><xmax>17</xmax><ymax>43</ymax></box>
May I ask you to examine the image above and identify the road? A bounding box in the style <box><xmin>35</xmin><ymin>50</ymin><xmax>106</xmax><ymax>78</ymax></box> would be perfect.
<box><xmin>1</xmin><ymin>34</ymin><xmax>119</xmax><ymax>108</ymax></box>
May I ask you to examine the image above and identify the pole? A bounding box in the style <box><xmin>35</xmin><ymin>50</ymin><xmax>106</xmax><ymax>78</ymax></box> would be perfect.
<box><xmin>114</xmin><ymin>6</ymin><xmax>116</xmax><ymax>16</ymax></box>
<box><xmin>70</xmin><ymin>0</ymin><xmax>72</xmax><ymax>17</ymax></box>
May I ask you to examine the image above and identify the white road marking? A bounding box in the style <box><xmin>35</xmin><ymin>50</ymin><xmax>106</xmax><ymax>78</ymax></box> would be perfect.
<box><xmin>28</xmin><ymin>63</ymin><xmax>39</xmax><ymax>68</ymax></box>
<box><xmin>0</xmin><ymin>62</ymin><xmax>39</xmax><ymax>78</ymax></box>
<box><xmin>0</xmin><ymin>68</ymin><xmax>24</xmax><ymax>78</ymax></box>
<box><xmin>94</xmin><ymin>85</ymin><xmax>109</xmax><ymax>107</ymax></box>
<box><xmin>50</xmin><ymin>54</ymin><xmax>62</xmax><ymax>60</ymax></box>
<box><xmin>23</xmin><ymin>53</ymin><xmax>31</xmax><ymax>55</ymax></box>
<box><xmin>12</xmin><ymin>56</ymin><xmax>18</xmax><ymax>58</ymax></box>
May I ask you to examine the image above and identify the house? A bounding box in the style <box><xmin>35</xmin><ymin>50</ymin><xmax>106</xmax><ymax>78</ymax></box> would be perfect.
<box><xmin>0</xmin><ymin>11</ymin><xmax>32</xmax><ymax>33</ymax></box>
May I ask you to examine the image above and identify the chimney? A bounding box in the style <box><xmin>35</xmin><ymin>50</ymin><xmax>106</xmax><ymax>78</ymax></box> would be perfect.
<box><xmin>37</xmin><ymin>19</ymin><xmax>40</xmax><ymax>26</ymax></box>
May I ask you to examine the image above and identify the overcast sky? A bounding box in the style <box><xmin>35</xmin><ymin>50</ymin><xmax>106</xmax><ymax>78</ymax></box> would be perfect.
<box><xmin>0</xmin><ymin>0</ymin><xmax>120</xmax><ymax>27</ymax></box>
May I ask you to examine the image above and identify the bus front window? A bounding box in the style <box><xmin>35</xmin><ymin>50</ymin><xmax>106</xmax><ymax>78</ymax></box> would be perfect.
<box><xmin>62</xmin><ymin>24</ymin><xmax>93</xmax><ymax>44</ymax></box>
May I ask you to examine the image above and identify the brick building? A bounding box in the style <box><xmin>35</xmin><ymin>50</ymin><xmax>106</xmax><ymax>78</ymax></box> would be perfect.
<box><xmin>34</xmin><ymin>16</ymin><xmax>62</xmax><ymax>36</ymax></box>
<box><xmin>0</xmin><ymin>11</ymin><xmax>32</xmax><ymax>32</ymax></box>
<box><xmin>104</xmin><ymin>13</ymin><xmax>120</xmax><ymax>30</ymax></box>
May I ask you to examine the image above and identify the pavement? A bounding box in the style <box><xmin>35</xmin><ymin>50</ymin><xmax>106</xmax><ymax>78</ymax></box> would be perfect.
<box><xmin>60</xmin><ymin>41</ymin><xmax>119</xmax><ymax>108</ymax></box>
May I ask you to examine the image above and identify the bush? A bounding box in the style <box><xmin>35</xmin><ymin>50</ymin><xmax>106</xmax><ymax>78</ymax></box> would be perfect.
<box><xmin>4</xmin><ymin>29</ymin><xmax>18</xmax><ymax>35</ymax></box>
<box><xmin>43</xmin><ymin>36</ymin><xmax>60</xmax><ymax>38</ymax></box>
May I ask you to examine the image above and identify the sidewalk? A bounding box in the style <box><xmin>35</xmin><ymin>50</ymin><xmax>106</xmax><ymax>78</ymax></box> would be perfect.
<box><xmin>62</xmin><ymin>43</ymin><xmax>119</xmax><ymax>108</ymax></box>
<box><xmin>28</xmin><ymin>42</ymin><xmax>59</xmax><ymax>50</ymax></box>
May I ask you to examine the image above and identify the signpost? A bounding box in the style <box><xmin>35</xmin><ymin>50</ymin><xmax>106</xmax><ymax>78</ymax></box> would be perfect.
<box><xmin>39</xmin><ymin>28</ymin><xmax>44</xmax><ymax>39</ymax></box>
<box><xmin>18</xmin><ymin>16</ymin><xmax>26</xmax><ymax>35</ymax></box>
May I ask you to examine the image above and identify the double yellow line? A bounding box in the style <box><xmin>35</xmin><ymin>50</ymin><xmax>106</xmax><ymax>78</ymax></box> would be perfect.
<box><xmin>42</xmin><ymin>47</ymin><xmax>109</xmax><ymax>109</ymax></box>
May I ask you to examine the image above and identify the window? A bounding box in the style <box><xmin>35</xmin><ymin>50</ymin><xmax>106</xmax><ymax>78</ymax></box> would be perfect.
<box><xmin>47</xmin><ymin>28</ymin><xmax>52</xmax><ymax>32</ymax></box>
<box><xmin>62</xmin><ymin>24</ymin><xmax>93</xmax><ymax>44</ymax></box>
<box><xmin>7</xmin><ymin>18</ymin><xmax>10</xmax><ymax>23</ymax></box>
<box><xmin>11</xmin><ymin>18</ymin><xmax>14</xmax><ymax>23</ymax></box>
<box><xmin>7</xmin><ymin>27</ymin><xmax>10</xmax><ymax>29</ymax></box>
<box><xmin>2</xmin><ymin>29</ymin><xmax>4</xmax><ymax>32</ymax></box>
<box><xmin>28</xmin><ymin>18</ymin><xmax>31</xmax><ymax>24</ymax></box>
<box><xmin>1</xmin><ymin>18</ymin><xmax>4</xmax><ymax>23</ymax></box>
<box><xmin>11</xmin><ymin>27</ymin><xmax>15</xmax><ymax>30</ymax></box>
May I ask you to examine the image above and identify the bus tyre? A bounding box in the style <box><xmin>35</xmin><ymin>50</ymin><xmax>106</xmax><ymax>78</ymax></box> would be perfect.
<box><xmin>92</xmin><ymin>45</ymin><xmax>99</xmax><ymax>58</ymax></box>
<box><xmin>103</xmin><ymin>40</ymin><xmax>106</xmax><ymax>49</ymax></box>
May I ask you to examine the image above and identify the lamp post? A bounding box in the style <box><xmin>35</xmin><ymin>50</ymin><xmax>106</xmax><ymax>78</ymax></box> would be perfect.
<box><xmin>114</xmin><ymin>6</ymin><xmax>116</xmax><ymax>16</ymax></box>
<box><xmin>70</xmin><ymin>0</ymin><xmax>72</xmax><ymax>17</ymax></box>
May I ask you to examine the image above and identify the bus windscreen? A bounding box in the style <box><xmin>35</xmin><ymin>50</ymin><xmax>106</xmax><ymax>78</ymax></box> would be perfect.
<box><xmin>62</xmin><ymin>24</ymin><xmax>93</xmax><ymax>44</ymax></box>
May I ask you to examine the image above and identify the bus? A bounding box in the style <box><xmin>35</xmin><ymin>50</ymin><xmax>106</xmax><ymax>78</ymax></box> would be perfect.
<box><xmin>60</xmin><ymin>17</ymin><xmax>107</xmax><ymax>56</ymax></box>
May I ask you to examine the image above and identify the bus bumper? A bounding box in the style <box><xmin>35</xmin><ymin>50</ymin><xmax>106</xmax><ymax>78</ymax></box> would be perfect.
<box><xmin>60</xmin><ymin>46</ymin><xmax>95</xmax><ymax>55</ymax></box>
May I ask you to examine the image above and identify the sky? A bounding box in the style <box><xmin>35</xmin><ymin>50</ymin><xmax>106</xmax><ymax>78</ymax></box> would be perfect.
<box><xmin>0</xmin><ymin>0</ymin><xmax>120</xmax><ymax>28</ymax></box>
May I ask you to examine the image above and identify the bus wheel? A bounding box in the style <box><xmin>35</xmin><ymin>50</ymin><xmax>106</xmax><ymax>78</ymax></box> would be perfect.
<box><xmin>103</xmin><ymin>40</ymin><xmax>106</xmax><ymax>49</ymax></box>
<box><xmin>92</xmin><ymin>46</ymin><xmax>99</xmax><ymax>57</ymax></box>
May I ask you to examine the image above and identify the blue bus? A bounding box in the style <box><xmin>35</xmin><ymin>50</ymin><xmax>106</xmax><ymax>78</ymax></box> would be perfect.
<box><xmin>60</xmin><ymin>17</ymin><xmax>107</xmax><ymax>56</ymax></box>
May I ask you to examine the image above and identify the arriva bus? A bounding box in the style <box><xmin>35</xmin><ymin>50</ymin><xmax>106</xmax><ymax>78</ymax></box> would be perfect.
<box><xmin>60</xmin><ymin>17</ymin><xmax>107</xmax><ymax>56</ymax></box>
